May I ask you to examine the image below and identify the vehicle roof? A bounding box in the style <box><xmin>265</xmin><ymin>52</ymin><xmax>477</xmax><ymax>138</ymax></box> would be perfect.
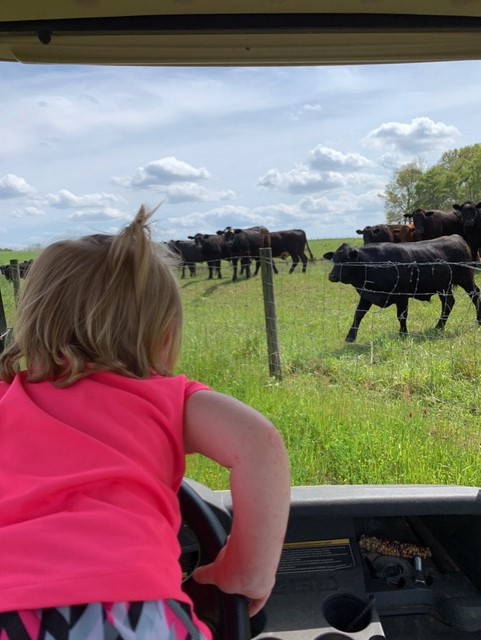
<box><xmin>2</xmin><ymin>0</ymin><xmax>481</xmax><ymax>66</ymax></box>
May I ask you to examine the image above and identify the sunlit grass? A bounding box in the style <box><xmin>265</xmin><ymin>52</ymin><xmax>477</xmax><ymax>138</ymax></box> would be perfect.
<box><xmin>180</xmin><ymin>239</ymin><xmax>481</xmax><ymax>489</ymax></box>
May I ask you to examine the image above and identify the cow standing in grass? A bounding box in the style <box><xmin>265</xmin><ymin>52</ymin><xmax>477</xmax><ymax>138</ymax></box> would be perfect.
<box><xmin>453</xmin><ymin>200</ymin><xmax>481</xmax><ymax>261</ymax></box>
<box><xmin>404</xmin><ymin>208</ymin><xmax>463</xmax><ymax>241</ymax></box>
<box><xmin>0</xmin><ymin>259</ymin><xmax>33</xmax><ymax>281</ymax></box>
<box><xmin>187</xmin><ymin>233</ymin><xmax>225</xmax><ymax>279</ymax></box>
<box><xmin>217</xmin><ymin>225</ymin><xmax>271</xmax><ymax>282</ymax></box>
<box><xmin>270</xmin><ymin>229</ymin><xmax>315</xmax><ymax>273</ymax></box>
<box><xmin>323</xmin><ymin>235</ymin><xmax>481</xmax><ymax>343</ymax></box>
<box><xmin>167</xmin><ymin>240</ymin><xmax>203</xmax><ymax>278</ymax></box>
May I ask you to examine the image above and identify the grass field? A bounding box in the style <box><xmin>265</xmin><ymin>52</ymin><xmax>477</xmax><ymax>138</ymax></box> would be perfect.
<box><xmin>3</xmin><ymin>240</ymin><xmax>481</xmax><ymax>490</ymax></box>
<box><xmin>179</xmin><ymin>239</ymin><xmax>481</xmax><ymax>489</ymax></box>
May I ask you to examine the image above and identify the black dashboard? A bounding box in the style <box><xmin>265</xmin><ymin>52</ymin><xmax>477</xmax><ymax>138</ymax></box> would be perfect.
<box><xmin>184</xmin><ymin>481</ymin><xmax>481</xmax><ymax>640</ymax></box>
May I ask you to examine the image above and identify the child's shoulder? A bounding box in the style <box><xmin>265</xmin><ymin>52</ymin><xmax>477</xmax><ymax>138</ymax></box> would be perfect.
<box><xmin>91</xmin><ymin>371</ymin><xmax>210</xmax><ymax>397</ymax></box>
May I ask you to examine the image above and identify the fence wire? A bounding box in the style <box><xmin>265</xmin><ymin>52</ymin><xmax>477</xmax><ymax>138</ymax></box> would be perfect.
<box><xmin>179</xmin><ymin>257</ymin><xmax>481</xmax><ymax>412</ymax></box>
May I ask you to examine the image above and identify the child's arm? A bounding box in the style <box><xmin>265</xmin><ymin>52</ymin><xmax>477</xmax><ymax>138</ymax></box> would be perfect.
<box><xmin>184</xmin><ymin>390</ymin><xmax>291</xmax><ymax>617</ymax></box>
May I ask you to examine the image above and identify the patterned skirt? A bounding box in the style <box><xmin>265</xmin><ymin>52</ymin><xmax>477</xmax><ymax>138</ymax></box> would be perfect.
<box><xmin>0</xmin><ymin>600</ymin><xmax>211</xmax><ymax>640</ymax></box>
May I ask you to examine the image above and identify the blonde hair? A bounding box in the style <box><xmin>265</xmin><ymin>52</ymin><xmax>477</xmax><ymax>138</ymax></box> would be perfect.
<box><xmin>0</xmin><ymin>205</ymin><xmax>182</xmax><ymax>386</ymax></box>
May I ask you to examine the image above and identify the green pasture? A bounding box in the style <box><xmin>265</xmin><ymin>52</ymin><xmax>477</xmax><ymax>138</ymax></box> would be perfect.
<box><xmin>0</xmin><ymin>251</ymin><xmax>37</xmax><ymax>324</ymax></box>
<box><xmin>3</xmin><ymin>240</ymin><xmax>481</xmax><ymax>490</ymax></box>
<box><xmin>179</xmin><ymin>239</ymin><xmax>481</xmax><ymax>489</ymax></box>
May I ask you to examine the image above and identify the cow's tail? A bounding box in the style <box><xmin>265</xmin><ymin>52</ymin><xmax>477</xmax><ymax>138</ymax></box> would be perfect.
<box><xmin>305</xmin><ymin>239</ymin><xmax>315</xmax><ymax>263</ymax></box>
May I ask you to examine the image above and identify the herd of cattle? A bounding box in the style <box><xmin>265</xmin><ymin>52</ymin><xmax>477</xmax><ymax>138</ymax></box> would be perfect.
<box><xmin>168</xmin><ymin>226</ymin><xmax>314</xmax><ymax>282</ymax></box>
<box><xmin>3</xmin><ymin>203</ymin><xmax>481</xmax><ymax>346</ymax></box>
<box><xmin>325</xmin><ymin>201</ymin><xmax>481</xmax><ymax>342</ymax></box>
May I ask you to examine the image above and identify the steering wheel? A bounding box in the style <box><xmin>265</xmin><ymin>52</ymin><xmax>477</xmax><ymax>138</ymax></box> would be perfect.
<box><xmin>179</xmin><ymin>480</ymin><xmax>251</xmax><ymax>640</ymax></box>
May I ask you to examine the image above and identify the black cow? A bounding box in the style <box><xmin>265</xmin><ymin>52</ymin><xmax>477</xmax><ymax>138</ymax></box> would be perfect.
<box><xmin>167</xmin><ymin>240</ymin><xmax>203</xmax><ymax>278</ymax></box>
<box><xmin>356</xmin><ymin>224</ymin><xmax>397</xmax><ymax>244</ymax></box>
<box><xmin>452</xmin><ymin>201</ymin><xmax>481</xmax><ymax>261</ymax></box>
<box><xmin>356</xmin><ymin>223</ymin><xmax>417</xmax><ymax>244</ymax></box>
<box><xmin>187</xmin><ymin>233</ymin><xmax>224</xmax><ymax>279</ymax></box>
<box><xmin>0</xmin><ymin>259</ymin><xmax>33</xmax><ymax>281</ymax></box>
<box><xmin>217</xmin><ymin>225</ymin><xmax>271</xmax><ymax>281</ymax></box>
<box><xmin>323</xmin><ymin>235</ymin><xmax>481</xmax><ymax>343</ymax></box>
<box><xmin>403</xmin><ymin>208</ymin><xmax>463</xmax><ymax>241</ymax></box>
<box><xmin>270</xmin><ymin>229</ymin><xmax>314</xmax><ymax>273</ymax></box>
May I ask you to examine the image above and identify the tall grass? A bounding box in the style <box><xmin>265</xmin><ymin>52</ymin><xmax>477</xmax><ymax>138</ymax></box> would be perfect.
<box><xmin>180</xmin><ymin>239</ymin><xmax>481</xmax><ymax>489</ymax></box>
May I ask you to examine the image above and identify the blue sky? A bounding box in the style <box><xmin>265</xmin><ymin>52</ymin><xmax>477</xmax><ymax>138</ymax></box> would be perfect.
<box><xmin>2</xmin><ymin>59</ymin><xmax>481</xmax><ymax>249</ymax></box>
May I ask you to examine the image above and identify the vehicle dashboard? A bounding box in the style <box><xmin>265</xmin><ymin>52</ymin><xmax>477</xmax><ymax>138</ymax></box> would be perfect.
<box><xmin>183</xmin><ymin>481</ymin><xmax>481</xmax><ymax>640</ymax></box>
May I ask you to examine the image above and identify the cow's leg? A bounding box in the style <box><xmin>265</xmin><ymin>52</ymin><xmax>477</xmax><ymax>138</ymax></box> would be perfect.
<box><xmin>207</xmin><ymin>261</ymin><xmax>214</xmax><ymax>279</ymax></box>
<box><xmin>253</xmin><ymin>257</ymin><xmax>261</xmax><ymax>276</ymax></box>
<box><xmin>189</xmin><ymin>264</ymin><xmax>196</xmax><ymax>277</ymax></box>
<box><xmin>345</xmin><ymin>297</ymin><xmax>372</xmax><ymax>343</ymax></box>
<box><xmin>435</xmin><ymin>289</ymin><xmax>455</xmax><ymax>330</ymax></box>
<box><xmin>272</xmin><ymin>260</ymin><xmax>279</xmax><ymax>275</ymax></box>
<box><xmin>214</xmin><ymin>260</ymin><xmax>222</xmax><ymax>279</ymax></box>
<box><xmin>301</xmin><ymin>252</ymin><xmax>308</xmax><ymax>273</ymax></box>
<box><xmin>242</xmin><ymin>257</ymin><xmax>252</xmax><ymax>279</ymax></box>
<box><xmin>181</xmin><ymin>265</ymin><xmax>186</xmax><ymax>279</ymax></box>
<box><xmin>289</xmin><ymin>254</ymin><xmax>298</xmax><ymax>274</ymax></box>
<box><xmin>231</xmin><ymin>258</ymin><xmax>239</xmax><ymax>282</ymax></box>
<box><xmin>395</xmin><ymin>299</ymin><xmax>409</xmax><ymax>335</ymax></box>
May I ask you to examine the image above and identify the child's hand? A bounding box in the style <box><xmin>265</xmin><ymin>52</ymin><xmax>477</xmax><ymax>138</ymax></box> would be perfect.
<box><xmin>192</xmin><ymin>545</ymin><xmax>274</xmax><ymax>617</ymax></box>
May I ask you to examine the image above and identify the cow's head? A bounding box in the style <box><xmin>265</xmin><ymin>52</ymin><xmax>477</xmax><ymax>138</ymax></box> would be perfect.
<box><xmin>356</xmin><ymin>225</ymin><xmax>375</xmax><ymax>243</ymax></box>
<box><xmin>323</xmin><ymin>244</ymin><xmax>360</xmax><ymax>283</ymax></box>
<box><xmin>406</xmin><ymin>208</ymin><xmax>427</xmax><ymax>240</ymax></box>
<box><xmin>217</xmin><ymin>226</ymin><xmax>240</xmax><ymax>245</ymax></box>
<box><xmin>453</xmin><ymin>201</ymin><xmax>481</xmax><ymax>228</ymax></box>
<box><xmin>188</xmin><ymin>232</ymin><xmax>208</xmax><ymax>246</ymax></box>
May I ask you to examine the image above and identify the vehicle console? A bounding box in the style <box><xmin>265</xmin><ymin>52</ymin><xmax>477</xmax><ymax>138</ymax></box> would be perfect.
<box><xmin>187</xmin><ymin>482</ymin><xmax>481</xmax><ymax>640</ymax></box>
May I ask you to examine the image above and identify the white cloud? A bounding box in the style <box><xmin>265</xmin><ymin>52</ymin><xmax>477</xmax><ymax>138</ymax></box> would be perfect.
<box><xmin>24</xmin><ymin>206</ymin><xmax>45</xmax><ymax>216</ymax></box>
<box><xmin>290</xmin><ymin>102</ymin><xmax>323</xmax><ymax>120</ymax></box>
<box><xmin>257</xmin><ymin>144</ymin><xmax>376</xmax><ymax>195</ymax></box>
<box><xmin>159</xmin><ymin>183</ymin><xmax>235</xmax><ymax>204</ymax></box>
<box><xmin>365</xmin><ymin>116</ymin><xmax>460</xmax><ymax>153</ymax></box>
<box><xmin>46</xmin><ymin>189</ymin><xmax>126</xmax><ymax>209</ymax></box>
<box><xmin>68</xmin><ymin>207</ymin><xmax>131</xmax><ymax>221</ymax></box>
<box><xmin>258</xmin><ymin>165</ymin><xmax>382</xmax><ymax>195</ymax></box>
<box><xmin>112</xmin><ymin>157</ymin><xmax>211</xmax><ymax>189</ymax></box>
<box><xmin>0</xmin><ymin>174</ymin><xmax>35</xmax><ymax>199</ymax></box>
<box><xmin>258</xmin><ymin>167</ymin><xmax>350</xmax><ymax>193</ymax></box>
<box><xmin>308</xmin><ymin>145</ymin><xmax>373</xmax><ymax>171</ymax></box>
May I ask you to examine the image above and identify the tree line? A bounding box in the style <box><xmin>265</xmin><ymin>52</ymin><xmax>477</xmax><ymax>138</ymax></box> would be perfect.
<box><xmin>382</xmin><ymin>143</ymin><xmax>481</xmax><ymax>223</ymax></box>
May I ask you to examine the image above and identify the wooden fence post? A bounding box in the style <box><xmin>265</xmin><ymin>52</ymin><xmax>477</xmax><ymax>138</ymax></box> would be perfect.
<box><xmin>260</xmin><ymin>247</ymin><xmax>282</xmax><ymax>381</ymax></box>
<box><xmin>10</xmin><ymin>259</ymin><xmax>21</xmax><ymax>303</ymax></box>
<box><xmin>0</xmin><ymin>288</ymin><xmax>7</xmax><ymax>353</ymax></box>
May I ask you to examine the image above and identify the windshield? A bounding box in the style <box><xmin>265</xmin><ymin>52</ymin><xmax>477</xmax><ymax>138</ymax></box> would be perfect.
<box><xmin>2</xmin><ymin>55</ymin><xmax>481</xmax><ymax>489</ymax></box>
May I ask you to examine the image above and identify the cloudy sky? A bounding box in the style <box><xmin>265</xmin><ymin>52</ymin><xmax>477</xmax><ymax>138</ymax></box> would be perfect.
<box><xmin>1</xmin><ymin>59</ymin><xmax>481</xmax><ymax>249</ymax></box>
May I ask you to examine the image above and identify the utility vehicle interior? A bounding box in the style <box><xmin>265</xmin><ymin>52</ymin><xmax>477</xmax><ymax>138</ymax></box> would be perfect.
<box><xmin>2</xmin><ymin>2</ymin><xmax>481</xmax><ymax>638</ymax></box>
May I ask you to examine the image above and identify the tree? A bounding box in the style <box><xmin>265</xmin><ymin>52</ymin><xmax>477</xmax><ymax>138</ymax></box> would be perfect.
<box><xmin>436</xmin><ymin>144</ymin><xmax>481</xmax><ymax>204</ymax></box>
<box><xmin>381</xmin><ymin>144</ymin><xmax>481</xmax><ymax>222</ymax></box>
<box><xmin>415</xmin><ymin>165</ymin><xmax>451</xmax><ymax>209</ymax></box>
<box><xmin>382</xmin><ymin>160</ymin><xmax>426</xmax><ymax>223</ymax></box>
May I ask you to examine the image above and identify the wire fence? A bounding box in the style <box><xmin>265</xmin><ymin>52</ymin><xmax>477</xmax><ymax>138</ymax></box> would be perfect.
<box><xmin>3</xmin><ymin>252</ymin><xmax>481</xmax><ymax>404</ymax></box>
<box><xmin>178</xmin><ymin>252</ymin><xmax>481</xmax><ymax>408</ymax></box>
